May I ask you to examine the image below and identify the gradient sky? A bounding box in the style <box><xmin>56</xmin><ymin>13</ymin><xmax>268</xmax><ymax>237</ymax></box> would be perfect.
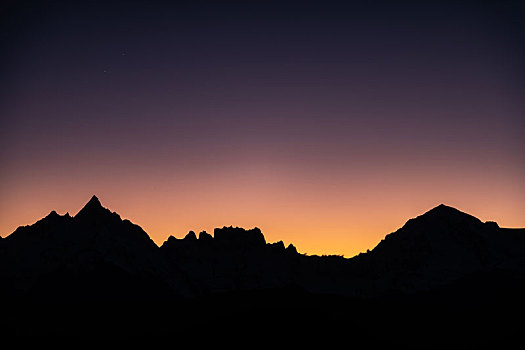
<box><xmin>1</xmin><ymin>0</ymin><xmax>524</xmax><ymax>256</ymax></box>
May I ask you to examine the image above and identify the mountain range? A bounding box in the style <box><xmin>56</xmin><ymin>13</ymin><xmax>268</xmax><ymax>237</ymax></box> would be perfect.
<box><xmin>1</xmin><ymin>195</ymin><xmax>524</xmax><ymax>345</ymax></box>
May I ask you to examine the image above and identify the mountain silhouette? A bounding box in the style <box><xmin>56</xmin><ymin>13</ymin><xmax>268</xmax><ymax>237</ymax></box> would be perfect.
<box><xmin>0</xmin><ymin>195</ymin><xmax>192</xmax><ymax>300</ymax></box>
<box><xmin>1</xmin><ymin>196</ymin><xmax>523</xmax><ymax>345</ymax></box>
<box><xmin>161</xmin><ymin>226</ymin><xmax>299</xmax><ymax>293</ymax></box>
<box><xmin>351</xmin><ymin>204</ymin><xmax>525</xmax><ymax>294</ymax></box>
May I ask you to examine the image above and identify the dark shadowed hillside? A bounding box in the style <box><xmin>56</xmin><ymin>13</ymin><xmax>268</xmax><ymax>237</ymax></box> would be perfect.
<box><xmin>1</xmin><ymin>196</ymin><xmax>524</xmax><ymax>346</ymax></box>
<box><xmin>0</xmin><ymin>196</ymin><xmax>192</xmax><ymax>300</ymax></box>
<box><xmin>349</xmin><ymin>204</ymin><xmax>525</xmax><ymax>295</ymax></box>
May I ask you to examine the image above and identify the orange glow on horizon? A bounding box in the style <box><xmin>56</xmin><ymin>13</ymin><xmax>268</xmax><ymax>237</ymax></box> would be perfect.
<box><xmin>1</xmin><ymin>0</ymin><xmax>524</xmax><ymax>260</ymax></box>
<box><xmin>1</xmin><ymin>160</ymin><xmax>523</xmax><ymax>257</ymax></box>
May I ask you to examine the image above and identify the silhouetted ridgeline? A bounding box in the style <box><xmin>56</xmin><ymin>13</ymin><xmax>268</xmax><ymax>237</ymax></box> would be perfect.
<box><xmin>1</xmin><ymin>196</ymin><xmax>524</xmax><ymax>346</ymax></box>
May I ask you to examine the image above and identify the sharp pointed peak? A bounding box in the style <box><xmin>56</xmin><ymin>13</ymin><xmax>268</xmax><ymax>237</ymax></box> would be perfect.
<box><xmin>86</xmin><ymin>195</ymin><xmax>102</xmax><ymax>207</ymax></box>
<box><xmin>75</xmin><ymin>194</ymin><xmax>113</xmax><ymax>219</ymax></box>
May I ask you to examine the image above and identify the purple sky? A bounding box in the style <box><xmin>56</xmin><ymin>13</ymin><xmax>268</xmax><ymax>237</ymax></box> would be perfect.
<box><xmin>1</xmin><ymin>0</ymin><xmax>524</xmax><ymax>255</ymax></box>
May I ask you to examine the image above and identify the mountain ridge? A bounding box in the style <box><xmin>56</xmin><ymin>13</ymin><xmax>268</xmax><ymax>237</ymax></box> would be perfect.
<box><xmin>5</xmin><ymin>198</ymin><xmax>500</xmax><ymax>254</ymax></box>
<box><xmin>1</xmin><ymin>195</ymin><xmax>523</xmax><ymax>300</ymax></box>
<box><xmin>1</xmin><ymin>195</ymin><xmax>524</xmax><ymax>344</ymax></box>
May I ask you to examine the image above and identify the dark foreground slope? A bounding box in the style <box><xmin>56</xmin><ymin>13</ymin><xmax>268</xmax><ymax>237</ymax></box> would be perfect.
<box><xmin>1</xmin><ymin>197</ymin><xmax>524</xmax><ymax>347</ymax></box>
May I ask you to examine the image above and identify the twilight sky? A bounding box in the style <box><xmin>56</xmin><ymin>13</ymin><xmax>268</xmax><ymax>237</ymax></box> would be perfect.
<box><xmin>1</xmin><ymin>0</ymin><xmax>524</xmax><ymax>256</ymax></box>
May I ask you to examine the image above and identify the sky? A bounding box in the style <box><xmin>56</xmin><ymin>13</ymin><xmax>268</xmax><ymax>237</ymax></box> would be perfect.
<box><xmin>1</xmin><ymin>0</ymin><xmax>524</xmax><ymax>257</ymax></box>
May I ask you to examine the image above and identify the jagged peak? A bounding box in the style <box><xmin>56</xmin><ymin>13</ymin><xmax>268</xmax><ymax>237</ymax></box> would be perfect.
<box><xmin>199</xmin><ymin>231</ymin><xmax>213</xmax><ymax>242</ymax></box>
<box><xmin>46</xmin><ymin>210</ymin><xmax>60</xmax><ymax>218</ymax></box>
<box><xmin>162</xmin><ymin>231</ymin><xmax>198</xmax><ymax>247</ymax></box>
<box><xmin>184</xmin><ymin>231</ymin><xmax>197</xmax><ymax>241</ymax></box>
<box><xmin>74</xmin><ymin>195</ymin><xmax>116</xmax><ymax>220</ymax></box>
<box><xmin>44</xmin><ymin>210</ymin><xmax>72</xmax><ymax>221</ymax></box>
<box><xmin>30</xmin><ymin>210</ymin><xmax>68</xmax><ymax>227</ymax></box>
<box><xmin>214</xmin><ymin>226</ymin><xmax>266</xmax><ymax>246</ymax></box>
<box><xmin>85</xmin><ymin>195</ymin><xmax>102</xmax><ymax>208</ymax></box>
<box><xmin>286</xmin><ymin>244</ymin><xmax>298</xmax><ymax>254</ymax></box>
<box><xmin>162</xmin><ymin>235</ymin><xmax>177</xmax><ymax>245</ymax></box>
